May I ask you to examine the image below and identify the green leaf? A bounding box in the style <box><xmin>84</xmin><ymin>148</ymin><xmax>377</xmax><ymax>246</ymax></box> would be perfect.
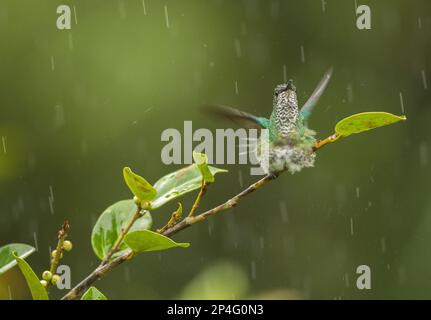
<box><xmin>192</xmin><ymin>151</ymin><xmax>214</xmax><ymax>183</ymax></box>
<box><xmin>12</xmin><ymin>252</ymin><xmax>48</xmax><ymax>300</ymax></box>
<box><xmin>124</xmin><ymin>230</ymin><xmax>190</xmax><ymax>253</ymax></box>
<box><xmin>151</xmin><ymin>164</ymin><xmax>227</xmax><ymax>209</ymax></box>
<box><xmin>0</xmin><ymin>243</ymin><xmax>35</xmax><ymax>275</ymax></box>
<box><xmin>91</xmin><ymin>199</ymin><xmax>153</xmax><ymax>260</ymax></box>
<box><xmin>123</xmin><ymin>167</ymin><xmax>157</xmax><ymax>202</ymax></box>
<box><xmin>335</xmin><ymin>112</ymin><xmax>406</xmax><ymax>137</ymax></box>
<box><xmin>81</xmin><ymin>287</ymin><xmax>108</xmax><ymax>300</ymax></box>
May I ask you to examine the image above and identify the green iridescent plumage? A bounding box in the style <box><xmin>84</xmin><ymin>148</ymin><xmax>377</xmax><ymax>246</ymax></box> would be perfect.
<box><xmin>207</xmin><ymin>68</ymin><xmax>333</xmax><ymax>174</ymax></box>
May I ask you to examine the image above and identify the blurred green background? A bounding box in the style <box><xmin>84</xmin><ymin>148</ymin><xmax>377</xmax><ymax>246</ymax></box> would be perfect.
<box><xmin>0</xmin><ymin>0</ymin><xmax>430</xmax><ymax>299</ymax></box>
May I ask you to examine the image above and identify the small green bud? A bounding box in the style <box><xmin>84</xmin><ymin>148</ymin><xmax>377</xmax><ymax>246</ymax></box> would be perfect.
<box><xmin>51</xmin><ymin>274</ymin><xmax>61</xmax><ymax>285</ymax></box>
<box><xmin>51</xmin><ymin>250</ymin><xmax>63</xmax><ymax>259</ymax></box>
<box><xmin>40</xmin><ymin>280</ymin><xmax>48</xmax><ymax>287</ymax></box>
<box><xmin>42</xmin><ymin>271</ymin><xmax>52</xmax><ymax>281</ymax></box>
<box><xmin>63</xmin><ymin>240</ymin><xmax>73</xmax><ymax>252</ymax></box>
<box><xmin>133</xmin><ymin>196</ymin><xmax>140</xmax><ymax>205</ymax></box>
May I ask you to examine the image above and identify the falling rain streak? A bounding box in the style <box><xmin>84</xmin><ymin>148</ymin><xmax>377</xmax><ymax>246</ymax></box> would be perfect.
<box><xmin>142</xmin><ymin>0</ymin><xmax>147</xmax><ymax>15</ymax></box>
<box><xmin>164</xmin><ymin>5</ymin><xmax>170</xmax><ymax>29</ymax></box>
<box><xmin>33</xmin><ymin>232</ymin><xmax>38</xmax><ymax>251</ymax></box>
<box><xmin>283</xmin><ymin>65</ymin><xmax>287</xmax><ymax>83</ymax></box>
<box><xmin>234</xmin><ymin>81</ymin><xmax>239</xmax><ymax>95</ymax></box>
<box><xmin>300</xmin><ymin>45</ymin><xmax>305</xmax><ymax>63</ymax></box>
<box><xmin>380</xmin><ymin>237</ymin><xmax>386</xmax><ymax>253</ymax></box>
<box><xmin>322</xmin><ymin>0</ymin><xmax>327</xmax><ymax>12</ymax></box>
<box><xmin>344</xmin><ymin>272</ymin><xmax>350</xmax><ymax>287</ymax></box>
<box><xmin>399</xmin><ymin>92</ymin><xmax>405</xmax><ymax>114</ymax></box>
<box><xmin>73</xmin><ymin>5</ymin><xmax>78</xmax><ymax>24</ymax></box>
<box><xmin>1</xmin><ymin>136</ymin><xmax>6</xmax><ymax>153</ymax></box>
<box><xmin>49</xmin><ymin>185</ymin><xmax>55</xmax><ymax>215</ymax></box>
<box><xmin>350</xmin><ymin>217</ymin><xmax>354</xmax><ymax>236</ymax></box>
<box><xmin>50</xmin><ymin>56</ymin><xmax>55</xmax><ymax>71</ymax></box>
<box><xmin>421</xmin><ymin>70</ymin><xmax>428</xmax><ymax>90</ymax></box>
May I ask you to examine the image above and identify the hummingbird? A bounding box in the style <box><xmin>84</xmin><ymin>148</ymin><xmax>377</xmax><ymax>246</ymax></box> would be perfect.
<box><xmin>205</xmin><ymin>68</ymin><xmax>333</xmax><ymax>175</ymax></box>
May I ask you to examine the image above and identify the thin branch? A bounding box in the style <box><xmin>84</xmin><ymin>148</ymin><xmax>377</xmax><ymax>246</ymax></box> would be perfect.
<box><xmin>313</xmin><ymin>133</ymin><xmax>341</xmax><ymax>151</ymax></box>
<box><xmin>62</xmin><ymin>136</ymin><xmax>340</xmax><ymax>300</ymax></box>
<box><xmin>48</xmin><ymin>221</ymin><xmax>69</xmax><ymax>289</ymax></box>
<box><xmin>157</xmin><ymin>203</ymin><xmax>183</xmax><ymax>234</ymax></box>
<box><xmin>61</xmin><ymin>174</ymin><xmax>277</xmax><ymax>300</ymax></box>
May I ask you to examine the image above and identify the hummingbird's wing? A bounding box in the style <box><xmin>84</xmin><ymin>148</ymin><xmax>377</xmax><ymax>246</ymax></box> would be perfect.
<box><xmin>202</xmin><ymin>104</ymin><xmax>269</xmax><ymax>130</ymax></box>
<box><xmin>300</xmin><ymin>67</ymin><xmax>333</xmax><ymax>120</ymax></box>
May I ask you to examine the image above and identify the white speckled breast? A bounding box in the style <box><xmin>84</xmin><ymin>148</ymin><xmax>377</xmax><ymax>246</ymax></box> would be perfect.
<box><xmin>270</xmin><ymin>89</ymin><xmax>299</xmax><ymax>138</ymax></box>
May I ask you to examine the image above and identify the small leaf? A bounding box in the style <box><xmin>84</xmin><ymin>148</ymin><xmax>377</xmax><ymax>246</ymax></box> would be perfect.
<box><xmin>174</xmin><ymin>202</ymin><xmax>182</xmax><ymax>217</ymax></box>
<box><xmin>123</xmin><ymin>167</ymin><xmax>157</xmax><ymax>202</ymax></box>
<box><xmin>124</xmin><ymin>230</ymin><xmax>190</xmax><ymax>253</ymax></box>
<box><xmin>0</xmin><ymin>243</ymin><xmax>35</xmax><ymax>275</ymax></box>
<box><xmin>193</xmin><ymin>151</ymin><xmax>214</xmax><ymax>183</ymax></box>
<box><xmin>13</xmin><ymin>252</ymin><xmax>48</xmax><ymax>300</ymax></box>
<box><xmin>81</xmin><ymin>287</ymin><xmax>108</xmax><ymax>300</ymax></box>
<box><xmin>335</xmin><ymin>112</ymin><xmax>406</xmax><ymax>137</ymax></box>
<box><xmin>151</xmin><ymin>164</ymin><xmax>227</xmax><ymax>209</ymax></box>
<box><xmin>91</xmin><ymin>200</ymin><xmax>152</xmax><ymax>260</ymax></box>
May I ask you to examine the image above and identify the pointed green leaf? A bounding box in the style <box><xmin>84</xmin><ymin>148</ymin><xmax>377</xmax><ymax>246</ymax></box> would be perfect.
<box><xmin>123</xmin><ymin>167</ymin><xmax>157</xmax><ymax>202</ymax></box>
<box><xmin>124</xmin><ymin>230</ymin><xmax>190</xmax><ymax>253</ymax></box>
<box><xmin>91</xmin><ymin>199</ymin><xmax>152</xmax><ymax>260</ymax></box>
<box><xmin>193</xmin><ymin>151</ymin><xmax>214</xmax><ymax>183</ymax></box>
<box><xmin>151</xmin><ymin>164</ymin><xmax>227</xmax><ymax>209</ymax></box>
<box><xmin>0</xmin><ymin>243</ymin><xmax>35</xmax><ymax>275</ymax></box>
<box><xmin>173</xmin><ymin>202</ymin><xmax>182</xmax><ymax>218</ymax></box>
<box><xmin>81</xmin><ymin>287</ymin><xmax>108</xmax><ymax>300</ymax></box>
<box><xmin>335</xmin><ymin>112</ymin><xmax>406</xmax><ymax>137</ymax></box>
<box><xmin>13</xmin><ymin>252</ymin><xmax>48</xmax><ymax>300</ymax></box>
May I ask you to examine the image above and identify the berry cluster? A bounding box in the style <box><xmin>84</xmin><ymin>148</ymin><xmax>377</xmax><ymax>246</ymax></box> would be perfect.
<box><xmin>40</xmin><ymin>240</ymin><xmax>73</xmax><ymax>287</ymax></box>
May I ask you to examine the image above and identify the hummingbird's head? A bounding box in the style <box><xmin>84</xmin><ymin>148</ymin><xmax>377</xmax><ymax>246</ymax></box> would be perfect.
<box><xmin>274</xmin><ymin>80</ymin><xmax>296</xmax><ymax>96</ymax></box>
<box><xmin>273</xmin><ymin>79</ymin><xmax>298</xmax><ymax>113</ymax></box>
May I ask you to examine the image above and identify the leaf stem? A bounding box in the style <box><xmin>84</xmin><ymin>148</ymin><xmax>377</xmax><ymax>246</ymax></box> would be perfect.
<box><xmin>188</xmin><ymin>179</ymin><xmax>208</xmax><ymax>217</ymax></box>
<box><xmin>313</xmin><ymin>133</ymin><xmax>341</xmax><ymax>151</ymax></box>
<box><xmin>100</xmin><ymin>204</ymin><xmax>142</xmax><ymax>266</ymax></box>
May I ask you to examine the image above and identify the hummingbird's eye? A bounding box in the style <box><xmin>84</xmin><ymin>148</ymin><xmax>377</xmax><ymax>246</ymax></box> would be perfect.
<box><xmin>274</xmin><ymin>84</ymin><xmax>288</xmax><ymax>96</ymax></box>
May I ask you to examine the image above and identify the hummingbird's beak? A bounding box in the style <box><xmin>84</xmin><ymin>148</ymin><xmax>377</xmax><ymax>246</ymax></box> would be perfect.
<box><xmin>286</xmin><ymin>80</ymin><xmax>296</xmax><ymax>92</ymax></box>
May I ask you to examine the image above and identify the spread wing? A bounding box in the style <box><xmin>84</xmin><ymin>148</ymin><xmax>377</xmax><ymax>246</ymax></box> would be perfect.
<box><xmin>300</xmin><ymin>67</ymin><xmax>333</xmax><ymax>120</ymax></box>
<box><xmin>202</xmin><ymin>104</ymin><xmax>269</xmax><ymax>130</ymax></box>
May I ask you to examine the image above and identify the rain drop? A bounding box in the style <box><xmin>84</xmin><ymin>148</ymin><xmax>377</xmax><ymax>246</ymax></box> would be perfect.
<box><xmin>399</xmin><ymin>91</ymin><xmax>405</xmax><ymax>114</ymax></box>
<box><xmin>421</xmin><ymin>69</ymin><xmax>428</xmax><ymax>90</ymax></box>
<box><xmin>419</xmin><ymin>142</ymin><xmax>428</xmax><ymax>167</ymax></box>
<box><xmin>33</xmin><ymin>232</ymin><xmax>38</xmax><ymax>251</ymax></box>
<box><xmin>164</xmin><ymin>5</ymin><xmax>170</xmax><ymax>29</ymax></box>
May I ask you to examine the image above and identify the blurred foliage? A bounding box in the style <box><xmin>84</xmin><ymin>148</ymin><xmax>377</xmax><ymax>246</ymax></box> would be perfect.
<box><xmin>0</xmin><ymin>0</ymin><xmax>430</xmax><ymax>299</ymax></box>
